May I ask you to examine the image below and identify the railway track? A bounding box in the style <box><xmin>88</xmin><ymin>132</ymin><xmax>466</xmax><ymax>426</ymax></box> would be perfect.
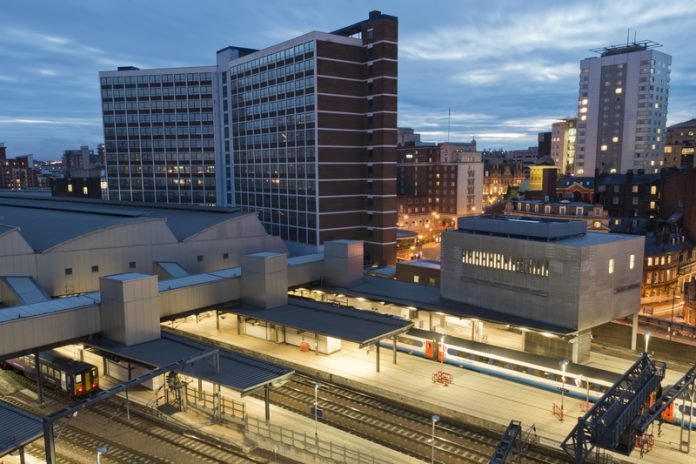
<box><xmin>0</xmin><ymin>371</ymin><xmax>263</xmax><ymax>464</ymax></box>
<box><xmin>264</xmin><ymin>373</ymin><xmax>568</xmax><ymax>464</ymax></box>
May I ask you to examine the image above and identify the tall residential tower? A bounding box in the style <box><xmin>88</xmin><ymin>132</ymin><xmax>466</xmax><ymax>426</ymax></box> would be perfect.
<box><xmin>574</xmin><ymin>41</ymin><xmax>671</xmax><ymax>175</ymax></box>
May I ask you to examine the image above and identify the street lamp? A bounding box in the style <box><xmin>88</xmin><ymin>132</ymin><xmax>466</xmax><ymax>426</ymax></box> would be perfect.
<box><xmin>96</xmin><ymin>447</ymin><xmax>107</xmax><ymax>464</ymax></box>
<box><xmin>559</xmin><ymin>359</ymin><xmax>569</xmax><ymax>420</ymax></box>
<box><xmin>439</xmin><ymin>336</ymin><xmax>445</xmax><ymax>370</ymax></box>
<box><xmin>431</xmin><ymin>415</ymin><xmax>440</xmax><ymax>464</ymax></box>
<box><xmin>644</xmin><ymin>331</ymin><xmax>652</xmax><ymax>354</ymax></box>
<box><xmin>314</xmin><ymin>381</ymin><xmax>321</xmax><ymax>438</ymax></box>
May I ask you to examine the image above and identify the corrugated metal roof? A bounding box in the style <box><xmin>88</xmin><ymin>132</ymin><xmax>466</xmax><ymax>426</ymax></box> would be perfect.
<box><xmin>88</xmin><ymin>332</ymin><xmax>293</xmax><ymax>395</ymax></box>
<box><xmin>0</xmin><ymin>294</ymin><xmax>99</xmax><ymax>324</ymax></box>
<box><xmin>0</xmin><ymin>403</ymin><xmax>42</xmax><ymax>456</ymax></box>
<box><xmin>158</xmin><ymin>266</ymin><xmax>241</xmax><ymax>291</ymax></box>
<box><xmin>230</xmin><ymin>297</ymin><xmax>413</xmax><ymax>346</ymax></box>
<box><xmin>0</xmin><ymin>196</ymin><xmax>248</xmax><ymax>251</ymax></box>
<box><xmin>0</xmin><ymin>276</ymin><xmax>50</xmax><ymax>305</ymax></box>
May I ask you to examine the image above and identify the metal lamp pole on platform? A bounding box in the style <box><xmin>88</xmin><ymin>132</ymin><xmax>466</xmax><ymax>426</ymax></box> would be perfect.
<box><xmin>559</xmin><ymin>359</ymin><xmax>569</xmax><ymax>420</ymax></box>
<box><xmin>431</xmin><ymin>415</ymin><xmax>440</xmax><ymax>464</ymax></box>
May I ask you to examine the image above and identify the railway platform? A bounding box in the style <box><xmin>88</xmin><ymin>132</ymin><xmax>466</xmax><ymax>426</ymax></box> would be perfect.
<box><xmin>172</xmin><ymin>311</ymin><xmax>695</xmax><ymax>464</ymax></box>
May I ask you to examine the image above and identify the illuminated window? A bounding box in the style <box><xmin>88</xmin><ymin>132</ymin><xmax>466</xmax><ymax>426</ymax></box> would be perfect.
<box><xmin>580</xmin><ymin>107</ymin><xmax>588</xmax><ymax>113</ymax></box>
<box><xmin>654</xmin><ymin>103</ymin><xmax>660</xmax><ymax>109</ymax></box>
<box><xmin>580</xmin><ymin>115</ymin><xmax>587</xmax><ymax>121</ymax></box>
<box><xmin>82</xmin><ymin>187</ymin><xmax>88</xmax><ymax>195</ymax></box>
<box><xmin>413</xmin><ymin>275</ymin><xmax>420</xmax><ymax>283</ymax></box>
<box><xmin>629</xmin><ymin>254</ymin><xmax>635</xmax><ymax>270</ymax></box>
<box><xmin>67</xmin><ymin>184</ymin><xmax>73</xmax><ymax>192</ymax></box>
<box><xmin>682</xmin><ymin>148</ymin><xmax>695</xmax><ymax>155</ymax></box>
<box><xmin>650</xmin><ymin>186</ymin><xmax>657</xmax><ymax>195</ymax></box>
<box><xmin>615</xmin><ymin>88</ymin><xmax>622</xmax><ymax>94</ymax></box>
<box><xmin>600</xmin><ymin>145</ymin><xmax>608</xmax><ymax>151</ymax></box>
<box><xmin>581</xmin><ymin>98</ymin><xmax>588</xmax><ymax>105</ymax></box>
<box><xmin>612</xmin><ymin>136</ymin><xmax>619</xmax><ymax>143</ymax></box>
<box><xmin>608</xmin><ymin>258</ymin><xmax>615</xmax><ymax>274</ymax></box>
<box><xmin>665</xmin><ymin>146</ymin><xmax>672</xmax><ymax>153</ymax></box>
<box><xmin>610</xmin><ymin>168</ymin><xmax>617</xmax><ymax>174</ymax></box>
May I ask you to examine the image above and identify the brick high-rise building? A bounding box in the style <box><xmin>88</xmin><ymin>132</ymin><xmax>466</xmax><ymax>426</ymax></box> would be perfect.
<box><xmin>664</xmin><ymin>118</ymin><xmax>696</xmax><ymax>168</ymax></box>
<box><xmin>100</xmin><ymin>11</ymin><xmax>399</xmax><ymax>265</ymax></box>
<box><xmin>550</xmin><ymin>117</ymin><xmax>577</xmax><ymax>175</ymax></box>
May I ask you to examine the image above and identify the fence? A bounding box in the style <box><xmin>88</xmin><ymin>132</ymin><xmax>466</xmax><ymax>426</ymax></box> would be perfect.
<box><xmin>182</xmin><ymin>384</ymin><xmax>246</xmax><ymax>420</ymax></box>
<box><xmin>245</xmin><ymin>414</ymin><xmax>392</xmax><ymax>464</ymax></box>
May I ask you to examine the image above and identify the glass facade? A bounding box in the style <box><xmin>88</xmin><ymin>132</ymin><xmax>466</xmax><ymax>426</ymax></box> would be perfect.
<box><xmin>101</xmin><ymin>71</ymin><xmax>217</xmax><ymax>204</ymax></box>
<box><xmin>224</xmin><ymin>41</ymin><xmax>318</xmax><ymax>244</ymax></box>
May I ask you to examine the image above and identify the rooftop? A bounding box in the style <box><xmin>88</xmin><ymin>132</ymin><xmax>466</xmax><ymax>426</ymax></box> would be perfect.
<box><xmin>0</xmin><ymin>196</ymin><xmax>247</xmax><ymax>251</ymax></box>
<box><xmin>0</xmin><ymin>403</ymin><xmax>42</xmax><ymax>457</ymax></box>
<box><xmin>229</xmin><ymin>297</ymin><xmax>413</xmax><ymax>346</ymax></box>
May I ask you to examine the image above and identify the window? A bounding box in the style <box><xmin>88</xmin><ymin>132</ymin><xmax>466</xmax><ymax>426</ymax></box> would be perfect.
<box><xmin>632</xmin><ymin>185</ymin><xmax>639</xmax><ymax>193</ymax></box>
<box><xmin>129</xmin><ymin>261</ymin><xmax>136</xmax><ymax>269</ymax></box>
<box><xmin>650</xmin><ymin>186</ymin><xmax>657</xmax><ymax>195</ymax></box>
<box><xmin>91</xmin><ymin>265</ymin><xmax>99</xmax><ymax>273</ymax></box>
<box><xmin>67</xmin><ymin>184</ymin><xmax>73</xmax><ymax>193</ymax></box>
<box><xmin>600</xmin><ymin>144</ymin><xmax>608</xmax><ymax>151</ymax></box>
<box><xmin>612</xmin><ymin>136</ymin><xmax>619</xmax><ymax>143</ymax></box>
<box><xmin>197</xmin><ymin>255</ymin><xmax>203</xmax><ymax>262</ymax></box>
<box><xmin>629</xmin><ymin>254</ymin><xmax>635</xmax><ymax>270</ymax></box>
<box><xmin>65</xmin><ymin>268</ymin><xmax>73</xmax><ymax>276</ymax></box>
<box><xmin>413</xmin><ymin>275</ymin><xmax>420</xmax><ymax>283</ymax></box>
<box><xmin>647</xmin><ymin>257</ymin><xmax>653</xmax><ymax>266</ymax></box>
<box><xmin>83</xmin><ymin>187</ymin><xmax>89</xmax><ymax>195</ymax></box>
<box><xmin>615</xmin><ymin>88</ymin><xmax>622</xmax><ymax>94</ymax></box>
<box><xmin>608</xmin><ymin>258</ymin><xmax>615</xmax><ymax>274</ymax></box>
<box><xmin>223</xmin><ymin>253</ymin><xmax>229</xmax><ymax>260</ymax></box>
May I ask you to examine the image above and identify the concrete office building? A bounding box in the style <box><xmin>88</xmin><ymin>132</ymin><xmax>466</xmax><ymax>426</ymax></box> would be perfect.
<box><xmin>100</xmin><ymin>11</ymin><xmax>398</xmax><ymax>266</ymax></box>
<box><xmin>440</xmin><ymin>216</ymin><xmax>644</xmax><ymax>362</ymax></box>
<box><xmin>550</xmin><ymin>118</ymin><xmax>577</xmax><ymax>175</ymax></box>
<box><xmin>99</xmin><ymin>66</ymin><xmax>218</xmax><ymax>204</ymax></box>
<box><xmin>574</xmin><ymin>41</ymin><xmax>671</xmax><ymax>175</ymax></box>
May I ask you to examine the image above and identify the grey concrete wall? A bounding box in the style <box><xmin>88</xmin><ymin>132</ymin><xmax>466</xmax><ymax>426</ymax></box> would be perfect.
<box><xmin>159</xmin><ymin>278</ymin><xmax>240</xmax><ymax>318</ymax></box>
<box><xmin>241</xmin><ymin>253</ymin><xmax>288</xmax><ymax>309</ymax></box>
<box><xmin>441</xmin><ymin>230</ymin><xmax>644</xmax><ymax>332</ymax></box>
<box><xmin>0</xmin><ymin>305</ymin><xmax>100</xmax><ymax>358</ymax></box>
<box><xmin>440</xmin><ymin>231</ymin><xmax>582</xmax><ymax>330</ymax></box>
<box><xmin>322</xmin><ymin>241</ymin><xmax>364</xmax><ymax>288</ymax></box>
<box><xmin>99</xmin><ymin>274</ymin><xmax>161</xmax><ymax>346</ymax></box>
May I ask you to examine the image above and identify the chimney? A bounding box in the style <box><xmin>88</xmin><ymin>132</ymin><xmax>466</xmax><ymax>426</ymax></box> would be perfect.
<box><xmin>369</xmin><ymin>10</ymin><xmax>381</xmax><ymax>19</ymax></box>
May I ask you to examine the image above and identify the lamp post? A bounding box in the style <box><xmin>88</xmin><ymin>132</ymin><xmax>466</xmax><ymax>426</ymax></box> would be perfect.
<box><xmin>96</xmin><ymin>447</ymin><xmax>107</xmax><ymax>464</ymax></box>
<box><xmin>439</xmin><ymin>336</ymin><xmax>445</xmax><ymax>371</ymax></box>
<box><xmin>314</xmin><ymin>381</ymin><xmax>321</xmax><ymax>438</ymax></box>
<box><xmin>559</xmin><ymin>359</ymin><xmax>569</xmax><ymax>420</ymax></box>
<box><xmin>644</xmin><ymin>331</ymin><xmax>652</xmax><ymax>354</ymax></box>
<box><xmin>431</xmin><ymin>415</ymin><xmax>440</xmax><ymax>464</ymax></box>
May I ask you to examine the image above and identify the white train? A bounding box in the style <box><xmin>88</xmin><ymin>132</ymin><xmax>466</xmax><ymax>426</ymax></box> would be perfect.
<box><xmin>380</xmin><ymin>328</ymin><xmax>695</xmax><ymax>428</ymax></box>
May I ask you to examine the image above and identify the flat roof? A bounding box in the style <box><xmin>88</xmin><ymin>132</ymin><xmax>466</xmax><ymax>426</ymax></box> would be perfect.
<box><xmin>0</xmin><ymin>294</ymin><xmax>100</xmax><ymax>324</ymax></box>
<box><xmin>0</xmin><ymin>276</ymin><xmax>49</xmax><ymax>305</ymax></box>
<box><xmin>334</xmin><ymin>277</ymin><xmax>575</xmax><ymax>335</ymax></box>
<box><xmin>0</xmin><ymin>196</ymin><xmax>247</xmax><ymax>251</ymax></box>
<box><xmin>0</xmin><ymin>403</ymin><xmax>42</xmax><ymax>457</ymax></box>
<box><xmin>88</xmin><ymin>331</ymin><xmax>293</xmax><ymax>396</ymax></box>
<box><xmin>229</xmin><ymin>297</ymin><xmax>413</xmax><ymax>347</ymax></box>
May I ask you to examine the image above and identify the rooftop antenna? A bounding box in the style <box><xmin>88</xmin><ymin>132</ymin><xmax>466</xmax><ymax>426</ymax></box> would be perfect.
<box><xmin>626</xmin><ymin>28</ymin><xmax>630</xmax><ymax>46</ymax></box>
<box><xmin>634</xmin><ymin>31</ymin><xmax>637</xmax><ymax>44</ymax></box>
<box><xmin>447</xmin><ymin>108</ymin><xmax>451</xmax><ymax>143</ymax></box>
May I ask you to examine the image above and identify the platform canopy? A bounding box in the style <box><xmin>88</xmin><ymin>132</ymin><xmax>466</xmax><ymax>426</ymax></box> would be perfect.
<box><xmin>0</xmin><ymin>402</ymin><xmax>42</xmax><ymax>457</ymax></box>
<box><xmin>88</xmin><ymin>331</ymin><xmax>293</xmax><ymax>396</ymax></box>
<box><xmin>229</xmin><ymin>297</ymin><xmax>413</xmax><ymax>347</ymax></box>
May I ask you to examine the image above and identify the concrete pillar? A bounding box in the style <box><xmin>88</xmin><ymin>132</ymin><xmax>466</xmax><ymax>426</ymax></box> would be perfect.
<box><xmin>240</xmin><ymin>252</ymin><xmax>288</xmax><ymax>309</ymax></box>
<box><xmin>631</xmin><ymin>313</ymin><xmax>639</xmax><ymax>351</ymax></box>
<box><xmin>322</xmin><ymin>240</ymin><xmax>364</xmax><ymax>288</ymax></box>
<box><xmin>99</xmin><ymin>273</ymin><xmax>161</xmax><ymax>346</ymax></box>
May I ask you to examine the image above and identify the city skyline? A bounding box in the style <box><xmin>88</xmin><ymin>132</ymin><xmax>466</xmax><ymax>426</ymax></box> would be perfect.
<box><xmin>1</xmin><ymin>0</ymin><xmax>696</xmax><ymax>159</ymax></box>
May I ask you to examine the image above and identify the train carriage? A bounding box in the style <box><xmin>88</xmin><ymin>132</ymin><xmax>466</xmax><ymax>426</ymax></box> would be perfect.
<box><xmin>3</xmin><ymin>350</ymin><xmax>99</xmax><ymax>398</ymax></box>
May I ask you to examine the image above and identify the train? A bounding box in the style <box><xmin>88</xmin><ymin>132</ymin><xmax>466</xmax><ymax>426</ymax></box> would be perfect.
<box><xmin>380</xmin><ymin>328</ymin><xmax>695</xmax><ymax>428</ymax></box>
<box><xmin>2</xmin><ymin>350</ymin><xmax>99</xmax><ymax>398</ymax></box>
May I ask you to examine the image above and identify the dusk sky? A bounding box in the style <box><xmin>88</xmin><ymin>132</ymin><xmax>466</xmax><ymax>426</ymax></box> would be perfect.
<box><xmin>1</xmin><ymin>0</ymin><xmax>695</xmax><ymax>160</ymax></box>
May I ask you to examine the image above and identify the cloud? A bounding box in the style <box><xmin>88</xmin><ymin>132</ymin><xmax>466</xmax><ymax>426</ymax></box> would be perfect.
<box><xmin>38</xmin><ymin>69</ymin><xmax>56</xmax><ymax>76</ymax></box>
<box><xmin>0</xmin><ymin>117</ymin><xmax>101</xmax><ymax>126</ymax></box>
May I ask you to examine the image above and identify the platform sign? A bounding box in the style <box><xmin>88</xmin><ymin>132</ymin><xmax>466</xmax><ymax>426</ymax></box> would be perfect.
<box><xmin>310</xmin><ymin>406</ymin><xmax>323</xmax><ymax>418</ymax></box>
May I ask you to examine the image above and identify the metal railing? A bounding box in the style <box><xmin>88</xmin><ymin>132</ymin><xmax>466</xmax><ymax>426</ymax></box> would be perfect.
<box><xmin>245</xmin><ymin>414</ymin><xmax>392</xmax><ymax>464</ymax></box>
<box><xmin>183</xmin><ymin>384</ymin><xmax>246</xmax><ymax>420</ymax></box>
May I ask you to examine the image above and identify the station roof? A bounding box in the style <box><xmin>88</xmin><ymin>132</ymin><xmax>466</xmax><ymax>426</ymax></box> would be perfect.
<box><xmin>0</xmin><ymin>294</ymin><xmax>100</xmax><ymax>324</ymax></box>
<box><xmin>229</xmin><ymin>297</ymin><xmax>413</xmax><ymax>346</ymax></box>
<box><xmin>87</xmin><ymin>331</ymin><xmax>293</xmax><ymax>396</ymax></box>
<box><xmin>0</xmin><ymin>276</ymin><xmax>49</xmax><ymax>305</ymax></box>
<box><xmin>333</xmin><ymin>276</ymin><xmax>575</xmax><ymax>335</ymax></box>
<box><xmin>0</xmin><ymin>403</ymin><xmax>42</xmax><ymax>457</ymax></box>
<box><xmin>0</xmin><ymin>195</ymin><xmax>247</xmax><ymax>251</ymax></box>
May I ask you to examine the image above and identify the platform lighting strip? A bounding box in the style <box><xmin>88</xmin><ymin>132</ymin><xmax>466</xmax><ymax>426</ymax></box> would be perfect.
<box><xmin>461</xmin><ymin>250</ymin><xmax>549</xmax><ymax>277</ymax></box>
